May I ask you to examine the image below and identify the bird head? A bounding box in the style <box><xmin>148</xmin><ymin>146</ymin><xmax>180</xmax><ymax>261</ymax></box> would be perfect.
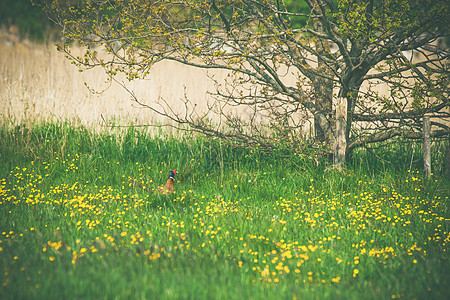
<box><xmin>169</xmin><ymin>170</ymin><xmax>177</xmax><ymax>179</ymax></box>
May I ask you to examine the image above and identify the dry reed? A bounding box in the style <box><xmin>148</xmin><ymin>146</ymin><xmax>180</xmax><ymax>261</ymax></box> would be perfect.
<box><xmin>0</xmin><ymin>39</ymin><xmax>230</xmax><ymax>131</ymax></box>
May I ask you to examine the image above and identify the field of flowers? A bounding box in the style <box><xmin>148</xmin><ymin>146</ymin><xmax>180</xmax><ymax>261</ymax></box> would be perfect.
<box><xmin>0</xmin><ymin>123</ymin><xmax>449</xmax><ymax>299</ymax></box>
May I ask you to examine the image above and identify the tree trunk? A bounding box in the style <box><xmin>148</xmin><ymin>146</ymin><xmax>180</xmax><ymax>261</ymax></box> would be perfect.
<box><xmin>313</xmin><ymin>19</ymin><xmax>334</xmax><ymax>149</ymax></box>
<box><xmin>313</xmin><ymin>76</ymin><xmax>334</xmax><ymax>145</ymax></box>
<box><xmin>334</xmin><ymin>97</ymin><xmax>347</xmax><ymax>165</ymax></box>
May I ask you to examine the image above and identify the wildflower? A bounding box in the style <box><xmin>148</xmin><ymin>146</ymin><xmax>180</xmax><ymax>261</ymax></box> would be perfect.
<box><xmin>332</xmin><ymin>277</ymin><xmax>341</xmax><ymax>283</ymax></box>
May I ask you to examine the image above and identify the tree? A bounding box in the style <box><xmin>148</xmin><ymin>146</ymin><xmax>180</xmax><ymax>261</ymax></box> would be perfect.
<box><xmin>1</xmin><ymin>0</ymin><xmax>51</xmax><ymax>41</ymax></box>
<box><xmin>45</xmin><ymin>0</ymin><xmax>449</xmax><ymax>164</ymax></box>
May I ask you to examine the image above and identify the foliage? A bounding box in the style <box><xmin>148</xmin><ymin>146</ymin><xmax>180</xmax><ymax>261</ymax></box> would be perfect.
<box><xmin>0</xmin><ymin>0</ymin><xmax>51</xmax><ymax>41</ymax></box>
<box><xmin>0</xmin><ymin>122</ymin><xmax>449</xmax><ymax>299</ymax></box>
<box><xmin>42</xmin><ymin>0</ymin><xmax>450</xmax><ymax>164</ymax></box>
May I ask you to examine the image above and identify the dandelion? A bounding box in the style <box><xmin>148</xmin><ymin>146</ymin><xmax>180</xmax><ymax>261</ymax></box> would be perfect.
<box><xmin>332</xmin><ymin>277</ymin><xmax>341</xmax><ymax>283</ymax></box>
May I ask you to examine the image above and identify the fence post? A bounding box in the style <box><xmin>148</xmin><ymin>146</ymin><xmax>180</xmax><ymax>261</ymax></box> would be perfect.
<box><xmin>423</xmin><ymin>116</ymin><xmax>431</xmax><ymax>177</ymax></box>
<box><xmin>446</xmin><ymin>135</ymin><xmax>450</xmax><ymax>178</ymax></box>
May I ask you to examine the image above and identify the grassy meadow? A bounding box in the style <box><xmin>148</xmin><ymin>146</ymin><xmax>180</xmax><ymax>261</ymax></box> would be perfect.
<box><xmin>0</xmin><ymin>122</ymin><xmax>449</xmax><ymax>299</ymax></box>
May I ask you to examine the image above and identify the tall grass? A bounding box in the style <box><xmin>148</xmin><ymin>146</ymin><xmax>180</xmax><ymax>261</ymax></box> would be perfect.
<box><xmin>0</xmin><ymin>41</ymin><xmax>232</xmax><ymax>128</ymax></box>
<box><xmin>0</xmin><ymin>122</ymin><xmax>449</xmax><ymax>299</ymax></box>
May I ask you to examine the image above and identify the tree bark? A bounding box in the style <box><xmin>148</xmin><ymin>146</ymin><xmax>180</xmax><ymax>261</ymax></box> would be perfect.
<box><xmin>313</xmin><ymin>76</ymin><xmax>334</xmax><ymax>144</ymax></box>
<box><xmin>313</xmin><ymin>18</ymin><xmax>334</xmax><ymax>148</ymax></box>
<box><xmin>334</xmin><ymin>97</ymin><xmax>347</xmax><ymax>165</ymax></box>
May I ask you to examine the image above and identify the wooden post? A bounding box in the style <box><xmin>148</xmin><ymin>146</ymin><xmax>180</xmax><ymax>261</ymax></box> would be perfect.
<box><xmin>334</xmin><ymin>97</ymin><xmax>347</xmax><ymax>165</ymax></box>
<box><xmin>445</xmin><ymin>134</ymin><xmax>450</xmax><ymax>178</ymax></box>
<box><xmin>423</xmin><ymin>116</ymin><xmax>431</xmax><ymax>177</ymax></box>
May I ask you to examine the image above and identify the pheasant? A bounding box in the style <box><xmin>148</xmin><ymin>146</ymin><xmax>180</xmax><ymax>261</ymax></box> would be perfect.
<box><xmin>157</xmin><ymin>170</ymin><xmax>177</xmax><ymax>194</ymax></box>
<box><xmin>131</xmin><ymin>170</ymin><xmax>177</xmax><ymax>195</ymax></box>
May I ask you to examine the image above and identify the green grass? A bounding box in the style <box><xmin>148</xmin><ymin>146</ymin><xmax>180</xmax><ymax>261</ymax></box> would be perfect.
<box><xmin>0</xmin><ymin>122</ymin><xmax>449</xmax><ymax>299</ymax></box>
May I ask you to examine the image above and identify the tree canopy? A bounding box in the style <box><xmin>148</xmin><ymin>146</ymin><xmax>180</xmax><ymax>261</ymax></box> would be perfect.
<box><xmin>0</xmin><ymin>0</ymin><xmax>51</xmax><ymax>41</ymax></box>
<box><xmin>45</xmin><ymin>0</ymin><xmax>450</xmax><ymax>163</ymax></box>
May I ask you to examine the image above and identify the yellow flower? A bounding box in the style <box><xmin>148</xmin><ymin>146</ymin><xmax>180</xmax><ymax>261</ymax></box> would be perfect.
<box><xmin>332</xmin><ymin>277</ymin><xmax>341</xmax><ymax>283</ymax></box>
<box><xmin>49</xmin><ymin>256</ymin><xmax>55</xmax><ymax>262</ymax></box>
